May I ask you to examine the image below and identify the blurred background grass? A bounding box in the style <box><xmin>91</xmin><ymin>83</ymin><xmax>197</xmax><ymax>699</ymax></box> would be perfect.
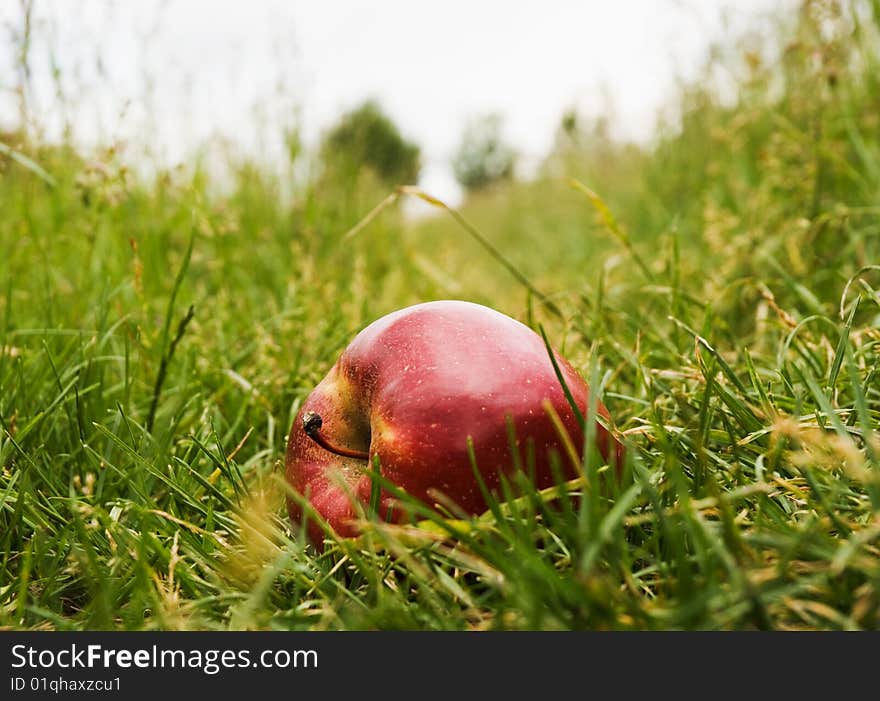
<box><xmin>1</xmin><ymin>0</ymin><xmax>880</xmax><ymax>630</ymax></box>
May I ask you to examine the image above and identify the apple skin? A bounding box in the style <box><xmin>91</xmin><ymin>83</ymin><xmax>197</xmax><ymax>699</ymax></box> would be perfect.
<box><xmin>285</xmin><ymin>300</ymin><xmax>623</xmax><ymax>545</ymax></box>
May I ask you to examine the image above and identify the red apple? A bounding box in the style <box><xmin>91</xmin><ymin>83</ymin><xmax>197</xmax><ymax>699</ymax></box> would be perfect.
<box><xmin>285</xmin><ymin>300</ymin><xmax>623</xmax><ymax>545</ymax></box>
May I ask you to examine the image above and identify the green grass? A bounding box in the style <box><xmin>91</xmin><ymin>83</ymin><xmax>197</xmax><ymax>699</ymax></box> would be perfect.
<box><xmin>2</xmin><ymin>0</ymin><xmax>880</xmax><ymax>630</ymax></box>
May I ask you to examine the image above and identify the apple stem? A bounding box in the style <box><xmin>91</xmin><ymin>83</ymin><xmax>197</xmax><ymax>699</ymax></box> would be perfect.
<box><xmin>302</xmin><ymin>411</ymin><xmax>370</xmax><ymax>460</ymax></box>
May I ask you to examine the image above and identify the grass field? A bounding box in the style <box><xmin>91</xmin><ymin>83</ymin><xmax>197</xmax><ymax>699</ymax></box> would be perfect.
<box><xmin>2</xmin><ymin>1</ymin><xmax>880</xmax><ymax>630</ymax></box>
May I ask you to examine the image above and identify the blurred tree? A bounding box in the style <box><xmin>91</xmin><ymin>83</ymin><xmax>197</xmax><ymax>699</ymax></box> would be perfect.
<box><xmin>319</xmin><ymin>100</ymin><xmax>421</xmax><ymax>187</ymax></box>
<box><xmin>451</xmin><ymin>114</ymin><xmax>516</xmax><ymax>192</ymax></box>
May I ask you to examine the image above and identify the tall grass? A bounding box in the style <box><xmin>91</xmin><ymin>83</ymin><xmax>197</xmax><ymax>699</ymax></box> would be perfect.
<box><xmin>1</xmin><ymin>0</ymin><xmax>879</xmax><ymax>630</ymax></box>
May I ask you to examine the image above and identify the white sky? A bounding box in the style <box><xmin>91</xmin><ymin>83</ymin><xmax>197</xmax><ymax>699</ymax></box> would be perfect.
<box><xmin>1</xmin><ymin>0</ymin><xmax>790</xmax><ymax>202</ymax></box>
